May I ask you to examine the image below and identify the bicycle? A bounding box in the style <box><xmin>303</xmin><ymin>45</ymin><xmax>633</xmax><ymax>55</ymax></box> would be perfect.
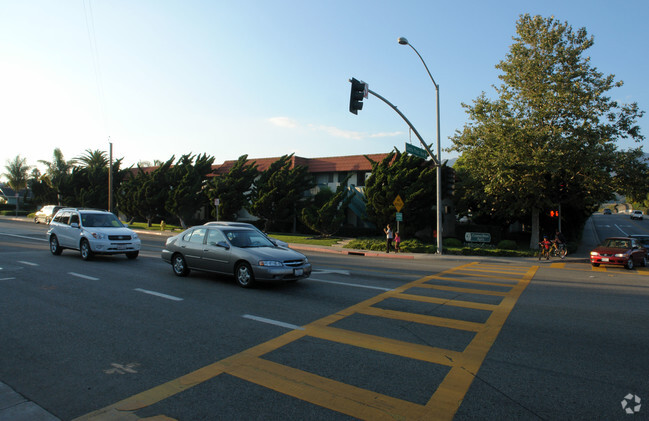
<box><xmin>550</xmin><ymin>241</ymin><xmax>567</xmax><ymax>259</ymax></box>
<box><xmin>538</xmin><ymin>243</ymin><xmax>550</xmax><ymax>260</ymax></box>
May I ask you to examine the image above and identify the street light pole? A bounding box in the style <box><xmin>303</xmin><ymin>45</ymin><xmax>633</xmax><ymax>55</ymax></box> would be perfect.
<box><xmin>398</xmin><ymin>37</ymin><xmax>443</xmax><ymax>254</ymax></box>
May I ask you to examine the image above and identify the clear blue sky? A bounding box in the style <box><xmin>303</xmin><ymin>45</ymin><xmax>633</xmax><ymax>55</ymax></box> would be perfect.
<box><xmin>1</xmin><ymin>0</ymin><xmax>647</xmax><ymax>177</ymax></box>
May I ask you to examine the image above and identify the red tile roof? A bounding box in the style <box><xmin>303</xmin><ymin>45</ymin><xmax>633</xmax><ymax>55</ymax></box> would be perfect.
<box><xmin>212</xmin><ymin>153</ymin><xmax>391</xmax><ymax>175</ymax></box>
<box><xmin>133</xmin><ymin>153</ymin><xmax>393</xmax><ymax>177</ymax></box>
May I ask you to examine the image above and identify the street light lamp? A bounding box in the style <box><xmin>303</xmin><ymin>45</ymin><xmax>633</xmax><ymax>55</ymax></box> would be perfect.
<box><xmin>398</xmin><ymin>36</ymin><xmax>443</xmax><ymax>254</ymax></box>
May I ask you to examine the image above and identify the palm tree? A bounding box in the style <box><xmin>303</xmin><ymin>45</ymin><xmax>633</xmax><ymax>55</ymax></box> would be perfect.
<box><xmin>3</xmin><ymin>155</ymin><xmax>31</xmax><ymax>214</ymax></box>
<box><xmin>38</xmin><ymin>148</ymin><xmax>75</xmax><ymax>205</ymax></box>
<box><xmin>75</xmin><ymin>149</ymin><xmax>109</xmax><ymax>169</ymax></box>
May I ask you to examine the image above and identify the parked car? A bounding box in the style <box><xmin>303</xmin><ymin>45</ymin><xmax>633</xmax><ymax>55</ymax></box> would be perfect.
<box><xmin>631</xmin><ymin>210</ymin><xmax>644</xmax><ymax>220</ymax></box>
<box><xmin>161</xmin><ymin>225</ymin><xmax>311</xmax><ymax>288</ymax></box>
<box><xmin>47</xmin><ymin>208</ymin><xmax>141</xmax><ymax>260</ymax></box>
<box><xmin>34</xmin><ymin>205</ymin><xmax>63</xmax><ymax>224</ymax></box>
<box><xmin>602</xmin><ymin>208</ymin><xmax>612</xmax><ymax>215</ymax></box>
<box><xmin>203</xmin><ymin>221</ymin><xmax>289</xmax><ymax>248</ymax></box>
<box><xmin>590</xmin><ymin>237</ymin><xmax>647</xmax><ymax>269</ymax></box>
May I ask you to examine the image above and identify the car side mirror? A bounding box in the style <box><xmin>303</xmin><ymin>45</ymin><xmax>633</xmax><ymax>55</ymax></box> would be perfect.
<box><xmin>70</xmin><ymin>222</ymin><xmax>79</xmax><ymax>228</ymax></box>
<box><xmin>215</xmin><ymin>241</ymin><xmax>230</xmax><ymax>250</ymax></box>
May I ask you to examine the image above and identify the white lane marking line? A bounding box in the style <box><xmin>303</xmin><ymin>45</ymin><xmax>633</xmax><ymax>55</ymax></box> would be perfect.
<box><xmin>242</xmin><ymin>314</ymin><xmax>304</xmax><ymax>330</ymax></box>
<box><xmin>134</xmin><ymin>288</ymin><xmax>183</xmax><ymax>301</ymax></box>
<box><xmin>312</xmin><ymin>269</ymin><xmax>351</xmax><ymax>276</ymax></box>
<box><xmin>615</xmin><ymin>224</ymin><xmax>629</xmax><ymax>236</ymax></box>
<box><xmin>0</xmin><ymin>277</ymin><xmax>16</xmax><ymax>281</ymax></box>
<box><xmin>18</xmin><ymin>261</ymin><xmax>39</xmax><ymax>266</ymax></box>
<box><xmin>309</xmin><ymin>278</ymin><xmax>393</xmax><ymax>291</ymax></box>
<box><xmin>68</xmin><ymin>272</ymin><xmax>100</xmax><ymax>281</ymax></box>
<box><xmin>0</xmin><ymin>232</ymin><xmax>48</xmax><ymax>242</ymax></box>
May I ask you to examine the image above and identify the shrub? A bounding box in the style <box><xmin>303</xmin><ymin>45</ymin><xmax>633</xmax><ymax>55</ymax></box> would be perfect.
<box><xmin>443</xmin><ymin>238</ymin><xmax>463</xmax><ymax>248</ymax></box>
<box><xmin>497</xmin><ymin>239</ymin><xmax>517</xmax><ymax>250</ymax></box>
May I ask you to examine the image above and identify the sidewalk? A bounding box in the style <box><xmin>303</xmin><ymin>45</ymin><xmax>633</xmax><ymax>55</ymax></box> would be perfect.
<box><xmin>0</xmin><ymin>382</ymin><xmax>60</xmax><ymax>421</ymax></box>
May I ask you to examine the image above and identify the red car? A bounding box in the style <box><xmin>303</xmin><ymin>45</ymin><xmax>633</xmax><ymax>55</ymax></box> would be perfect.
<box><xmin>590</xmin><ymin>237</ymin><xmax>647</xmax><ymax>269</ymax></box>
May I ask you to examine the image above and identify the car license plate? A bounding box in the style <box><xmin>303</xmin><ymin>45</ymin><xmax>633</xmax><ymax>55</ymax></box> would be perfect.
<box><xmin>602</xmin><ymin>257</ymin><xmax>609</xmax><ymax>262</ymax></box>
<box><xmin>117</xmin><ymin>244</ymin><xmax>126</xmax><ymax>250</ymax></box>
<box><xmin>294</xmin><ymin>268</ymin><xmax>303</xmax><ymax>276</ymax></box>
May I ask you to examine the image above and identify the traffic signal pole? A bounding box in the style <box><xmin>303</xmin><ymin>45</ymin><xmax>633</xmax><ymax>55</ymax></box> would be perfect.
<box><xmin>348</xmin><ymin>79</ymin><xmax>442</xmax><ymax>252</ymax></box>
<box><xmin>362</xmin><ymin>85</ymin><xmax>439</xmax><ymax>167</ymax></box>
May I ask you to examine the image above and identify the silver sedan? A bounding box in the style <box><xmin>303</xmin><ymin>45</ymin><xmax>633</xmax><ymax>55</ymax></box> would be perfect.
<box><xmin>161</xmin><ymin>226</ymin><xmax>311</xmax><ymax>288</ymax></box>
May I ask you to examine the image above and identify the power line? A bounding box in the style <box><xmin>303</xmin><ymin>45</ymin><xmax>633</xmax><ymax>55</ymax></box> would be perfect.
<box><xmin>82</xmin><ymin>0</ymin><xmax>108</xmax><ymax>137</ymax></box>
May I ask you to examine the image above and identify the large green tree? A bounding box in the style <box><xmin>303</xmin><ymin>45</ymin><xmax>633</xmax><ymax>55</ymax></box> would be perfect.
<box><xmin>363</xmin><ymin>150</ymin><xmax>438</xmax><ymax>238</ymax></box>
<box><xmin>3</xmin><ymin>156</ymin><xmax>31</xmax><ymax>210</ymax></box>
<box><xmin>38</xmin><ymin>148</ymin><xmax>75</xmax><ymax>204</ymax></box>
<box><xmin>166</xmin><ymin>153</ymin><xmax>215</xmax><ymax>228</ymax></box>
<box><xmin>206</xmin><ymin>155</ymin><xmax>258</xmax><ymax>221</ymax></box>
<box><xmin>301</xmin><ymin>175</ymin><xmax>354</xmax><ymax>237</ymax></box>
<box><xmin>136</xmin><ymin>157</ymin><xmax>175</xmax><ymax>226</ymax></box>
<box><xmin>450</xmin><ymin>14</ymin><xmax>645</xmax><ymax>248</ymax></box>
<box><xmin>249</xmin><ymin>154</ymin><xmax>314</xmax><ymax>232</ymax></box>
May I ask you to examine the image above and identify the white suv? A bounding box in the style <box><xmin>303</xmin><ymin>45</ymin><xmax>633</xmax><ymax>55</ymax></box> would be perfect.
<box><xmin>47</xmin><ymin>208</ymin><xmax>141</xmax><ymax>260</ymax></box>
<box><xmin>631</xmin><ymin>210</ymin><xmax>644</xmax><ymax>220</ymax></box>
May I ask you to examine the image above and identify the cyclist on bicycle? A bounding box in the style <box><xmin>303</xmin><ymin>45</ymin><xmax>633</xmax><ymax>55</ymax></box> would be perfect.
<box><xmin>553</xmin><ymin>229</ymin><xmax>568</xmax><ymax>258</ymax></box>
<box><xmin>539</xmin><ymin>236</ymin><xmax>551</xmax><ymax>260</ymax></box>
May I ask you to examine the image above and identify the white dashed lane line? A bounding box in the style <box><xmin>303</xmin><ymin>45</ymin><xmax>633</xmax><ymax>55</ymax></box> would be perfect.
<box><xmin>309</xmin><ymin>278</ymin><xmax>393</xmax><ymax>291</ymax></box>
<box><xmin>134</xmin><ymin>288</ymin><xmax>183</xmax><ymax>301</ymax></box>
<box><xmin>242</xmin><ymin>314</ymin><xmax>304</xmax><ymax>330</ymax></box>
<box><xmin>68</xmin><ymin>272</ymin><xmax>100</xmax><ymax>281</ymax></box>
<box><xmin>18</xmin><ymin>261</ymin><xmax>39</xmax><ymax>266</ymax></box>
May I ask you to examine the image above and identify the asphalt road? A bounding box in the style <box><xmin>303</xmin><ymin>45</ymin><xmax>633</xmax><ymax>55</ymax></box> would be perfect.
<box><xmin>1</xmin><ymin>215</ymin><xmax>648</xmax><ymax>420</ymax></box>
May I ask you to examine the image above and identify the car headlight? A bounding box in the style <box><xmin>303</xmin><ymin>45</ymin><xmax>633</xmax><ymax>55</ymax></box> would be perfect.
<box><xmin>259</xmin><ymin>260</ymin><xmax>283</xmax><ymax>267</ymax></box>
<box><xmin>615</xmin><ymin>253</ymin><xmax>626</xmax><ymax>258</ymax></box>
<box><xmin>90</xmin><ymin>232</ymin><xmax>105</xmax><ymax>240</ymax></box>
<box><xmin>590</xmin><ymin>252</ymin><xmax>599</xmax><ymax>256</ymax></box>
<box><xmin>132</xmin><ymin>232</ymin><xmax>139</xmax><ymax>239</ymax></box>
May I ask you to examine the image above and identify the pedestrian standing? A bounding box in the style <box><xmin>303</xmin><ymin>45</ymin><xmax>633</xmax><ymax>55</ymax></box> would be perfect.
<box><xmin>394</xmin><ymin>231</ymin><xmax>401</xmax><ymax>253</ymax></box>
<box><xmin>384</xmin><ymin>224</ymin><xmax>394</xmax><ymax>253</ymax></box>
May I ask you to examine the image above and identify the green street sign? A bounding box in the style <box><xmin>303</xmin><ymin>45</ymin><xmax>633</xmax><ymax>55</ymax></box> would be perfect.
<box><xmin>396</xmin><ymin>212</ymin><xmax>403</xmax><ymax>222</ymax></box>
<box><xmin>405</xmin><ymin>142</ymin><xmax>427</xmax><ymax>159</ymax></box>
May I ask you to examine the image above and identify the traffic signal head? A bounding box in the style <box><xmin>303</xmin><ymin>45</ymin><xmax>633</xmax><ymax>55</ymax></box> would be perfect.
<box><xmin>349</xmin><ymin>78</ymin><xmax>366</xmax><ymax>115</ymax></box>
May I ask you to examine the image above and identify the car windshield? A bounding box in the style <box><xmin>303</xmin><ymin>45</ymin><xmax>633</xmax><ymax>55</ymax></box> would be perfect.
<box><xmin>81</xmin><ymin>213</ymin><xmax>124</xmax><ymax>228</ymax></box>
<box><xmin>602</xmin><ymin>239</ymin><xmax>630</xmax><ymax>249</ymax></box>
<box><xmin>224</xmin><ymin>229</ymin><xmax>274</xmax><ymax>248</ymax></box>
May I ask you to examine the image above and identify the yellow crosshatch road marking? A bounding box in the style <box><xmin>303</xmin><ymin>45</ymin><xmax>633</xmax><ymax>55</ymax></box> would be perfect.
<box><xmin>74</xmin><ymin>262</ymin><xmax>537</xmax><ymax>421</ymax></box>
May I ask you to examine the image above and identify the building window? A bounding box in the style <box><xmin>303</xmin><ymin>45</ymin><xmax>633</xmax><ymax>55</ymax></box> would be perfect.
<box><xmin>357</xmin><ymin>171</ymin><xmax>367</xmax><ymax>186</ymax></box>
<box><xmin>315</xmin><ymin>172</ymin><xmax>334</xmax><ymax>185</ymax></box>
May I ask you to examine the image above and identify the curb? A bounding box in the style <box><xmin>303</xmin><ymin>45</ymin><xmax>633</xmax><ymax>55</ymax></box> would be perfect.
<box><xmin>0</xmin><ymin>382</ymin><xmax>60</xmax><ymax>421</ymax></box>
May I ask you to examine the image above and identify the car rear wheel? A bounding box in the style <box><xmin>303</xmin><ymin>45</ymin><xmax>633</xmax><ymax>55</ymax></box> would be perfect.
<box><xmin>80</xmin><ymin>239</ymin><xmax>94</xmax><ymax>261</ymax></box>
<box><xmin>235</xmin><ymin>262</ymin><xmax>255</xmax><ymax>288</ymax></box>
<box><xmin>49</xmin><ymin>235</ymin><xmax>62</xmax><ymax>255</ymax></box>
<box><xmin>172</xmin><ymin>253</ymin><xmax>190</xmax><ymax>276</ymax></box>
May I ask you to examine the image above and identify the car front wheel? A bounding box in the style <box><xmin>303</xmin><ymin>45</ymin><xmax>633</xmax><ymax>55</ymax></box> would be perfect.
<box><xmin>49</xmin><ymin>235</ymin><xmax>62</xmax><ymax>255</ymax></box>
<box><xmin>126</xmin><ymin>251</ymin><xmax>139</xmax><ymax>260</ymax></box>
<box><xmin>235</xmin><ymin>262</ymin><xmax>255</xmax><ymax>288</ymax></box>
<box><xmin>80</xmin><ymin>239</ymin><xmax>94</xmax><ymax>261</ymax></box>
<box><xmin>625</xmin><ymin>257</ymin><xmax>634</xmax><ymax>270</ymax></box>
